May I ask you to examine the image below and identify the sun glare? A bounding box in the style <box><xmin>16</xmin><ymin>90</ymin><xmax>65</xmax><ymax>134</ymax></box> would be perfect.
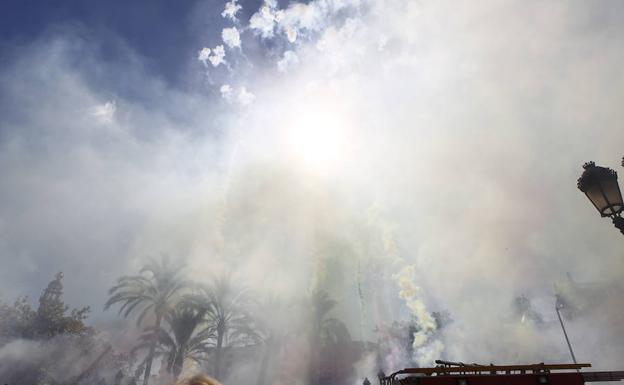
<box><xmin>284</xmin><ymin>100</ymin><xmax>353</xmax><ymax>175</ymax></box>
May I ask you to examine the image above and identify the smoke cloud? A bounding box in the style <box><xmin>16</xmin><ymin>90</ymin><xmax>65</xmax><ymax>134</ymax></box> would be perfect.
<box><xmin>1</xmin><ymin>0</ymin><xmax>624</xmax><ymax>382</ymax></box>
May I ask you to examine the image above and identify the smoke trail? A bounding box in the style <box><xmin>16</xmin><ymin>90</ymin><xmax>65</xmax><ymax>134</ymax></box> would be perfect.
<box><xmin>357</xmin><ymin>256</ymin><xmax>367</xmax><ymax>342</ymax></box>
<box><xmin>365</xmin><ymin>206</ymin><xmax>444</xmax><ymax>367</ymax></box>
<box><xmin>393</xmin><ymin>264</ymin><xmax>444</xmax><ymax>366</ymax></box>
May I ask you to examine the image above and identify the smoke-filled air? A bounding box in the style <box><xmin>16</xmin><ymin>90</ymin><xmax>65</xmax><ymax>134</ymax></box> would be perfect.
<box><xmin>0</xmin><ymin>1</ymin><xmax>623</xmax><ymax>385</ymax></box>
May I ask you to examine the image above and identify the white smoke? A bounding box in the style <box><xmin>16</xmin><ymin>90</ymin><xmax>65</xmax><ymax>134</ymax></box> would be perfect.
<box><xmin>91</xmin><ymin>100</ymin><xmax>116</xmax><ymax>124</ymax></box>
<box><xmin>394</xmin><ymin>265</ymin><xmax>443</xmax><ymax>366</ymax></box>
<box><xmin>237</xmin><ymin>86</ymin><xmax>255</xmax><ymax>106</ymax></box>
<box><xmin>222</xmin><ymin>0</ymin><xmax>242</xmax><ymax>21</ymax></box>
<box><xmin>197</xmin><ymin>45</ymin><xmax>226</xmax><ymax>67</ymax></box>
<box><xmin>220</xmin><ymin>84</ymin><xmax>233</xmax><ymax>101</ymax></box>
<box><xmin>277</xmin><ymin>51</ymin><xmax>299</xmax><ymax>72</ymax></box>
<box><xmin>191</xmin><ymin>0</ymin><xmax>624</xmax><ymax>371</ymax></box>
<box><xmin>222</xmin><ymin>27</ymin><xmax>241</xmax><ymax>49</ymax></box>
<box><xmin>249</xmin><ymin>0</ymin><xmax>282</xmax><ymax>38</ymax></box>
<box><xmin>208</xmin><ymin>45</ymin><xmax>226</xmax><ymax>67</ymax></box>
<box><xmin>1</xmin><ymin>0</ymin><xmax>624</xmax><ymax>381</ymax></box>
<box><xmin>197</xmin><ymin>47</ymin><xmax>211</xmax><ymax>66</ymax></box>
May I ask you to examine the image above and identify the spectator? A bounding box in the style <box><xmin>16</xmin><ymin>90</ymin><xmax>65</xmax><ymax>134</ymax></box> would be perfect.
<box><xmin>176</xmin><ymin>374</ymin><xmax>222</xmax><ymax>385</ymax></box>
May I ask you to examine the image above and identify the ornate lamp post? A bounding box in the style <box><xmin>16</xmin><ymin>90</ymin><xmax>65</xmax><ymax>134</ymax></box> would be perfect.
<box><xmin>577</xmin><ymin>161</ymin><xmax>624</xmax><ymax>235</ymax></box>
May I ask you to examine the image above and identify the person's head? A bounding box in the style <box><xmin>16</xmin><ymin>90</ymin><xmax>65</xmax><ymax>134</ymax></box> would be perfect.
<box><xmin>175</xmin><ymin>374</ymin><xmax>222</xmax><ymax>385</ymax></box>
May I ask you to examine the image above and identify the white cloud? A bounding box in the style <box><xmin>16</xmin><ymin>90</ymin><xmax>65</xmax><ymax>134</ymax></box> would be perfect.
<box><xmin>222</xmin><ymin>0</ymin><xmax>242</xmax><ymax>21</ymax></box>
<box><xmin>91</xmin><ymin>100</ymin><xmax>116</xmax><ymax>124</ymax></box>
<box><xmin>222</xmin><ymin>27</ymin><xmax>241</xmax><ymax>49</ymax></box>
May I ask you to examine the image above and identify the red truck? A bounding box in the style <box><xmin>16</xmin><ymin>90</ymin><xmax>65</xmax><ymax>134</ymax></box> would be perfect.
<box><xmin>378</xmin><ymin>361</ymin><xmax>624</xmax><ymax>385</ymax></box>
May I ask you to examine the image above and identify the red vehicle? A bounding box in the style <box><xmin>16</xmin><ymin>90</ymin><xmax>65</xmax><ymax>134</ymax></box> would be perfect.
<box><xmin>379</xmin><ymin>361</ymin><xmax>624</xmax><ymax>385</ymax></box>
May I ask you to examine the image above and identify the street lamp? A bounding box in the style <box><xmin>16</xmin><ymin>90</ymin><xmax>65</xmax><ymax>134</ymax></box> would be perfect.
<box><xmin>577</xmin><ymin>161</ymin><xmax>624</xmax><ymax>235</ymax></box>
<box><xmin>555</xmin><ymin>301</ymin><xmax>578</xmax><ymax>369</ymax></box>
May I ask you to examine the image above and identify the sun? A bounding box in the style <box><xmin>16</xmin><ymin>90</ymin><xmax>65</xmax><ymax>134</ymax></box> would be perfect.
<box><xmin>283</xmin><ymin>98</ymin><xmax>353</xmax><ymax>175</ymax></box>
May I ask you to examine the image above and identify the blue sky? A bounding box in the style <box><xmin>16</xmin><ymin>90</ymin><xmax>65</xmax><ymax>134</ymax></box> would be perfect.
<box><xmin>1</xmin><ymin>0</ymin><xmax>235</xmax><ymax>86</ymax></box>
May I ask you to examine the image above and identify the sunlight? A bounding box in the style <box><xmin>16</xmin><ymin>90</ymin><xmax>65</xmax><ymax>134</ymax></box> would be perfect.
<box><xmin>284</xmin><ymin>99</ymin><xmax>353</xmax><ymax>175</ymax></box>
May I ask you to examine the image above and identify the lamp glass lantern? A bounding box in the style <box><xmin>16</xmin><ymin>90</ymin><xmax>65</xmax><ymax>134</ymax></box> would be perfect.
<box><xmin>577</xmin><ymin>161</ymin><xmax>624</xmax><ymax>217</ymax></box>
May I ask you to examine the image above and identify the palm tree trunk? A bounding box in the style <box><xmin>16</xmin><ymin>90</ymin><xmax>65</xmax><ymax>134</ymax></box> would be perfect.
<box><xmin>143</xmin><ymin>313</ymin><xmax>162</xmax><ymax>385</ymax></box>
<box><xmin>172</xmin><ymin>345</ymin><xmax>186</xmax><ymax>381</ymax></box>
<box><xmin>309</xmin><ymin>326</ymin><xmax>322</xmax><ymax>385</ymax></box>
<box><xmin>256</xmin><ymin>335</ymin><xmax>274</xmax><ymax>385</ymax></box>
<box><xmin>310</xmin><ymin>346</ymin><xmax>320</xmax><ymax>385</ymax></box>
<box><xmin>215</xmin><ymin>328</ymin><xmax>224</xmax><ymax>379</ymax></box>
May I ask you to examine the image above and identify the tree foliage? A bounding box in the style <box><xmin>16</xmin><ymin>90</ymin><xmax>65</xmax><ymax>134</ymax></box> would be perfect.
<box><xmin>0</xmin><ymin>272</ymin><xmax>91</xmax><ymax>342</ymax></box>
<box><xmin>134</xmin><ymin>303</ymin><xmax>215</xmax><ymax>381</ymax></box>
<box><xmin>183</xmin><ymin>275</ymin><xmax>258</xmax><ymax>380</ymax></box>
<box><xmin>105</xmin><ymin>257</ymin><xmax>187</xmax><ymax>385</ymax></box>
<box><xmin>0</xmin><ymin>272</ymin><xmax>121</xmax><ymax>385</ymax></box>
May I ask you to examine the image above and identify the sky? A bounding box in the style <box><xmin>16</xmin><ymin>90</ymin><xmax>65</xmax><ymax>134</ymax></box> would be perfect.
<box><xmin>1</xmin><ymin>0</ymin><xmax>624</xmax><ymax>374</ymax></box>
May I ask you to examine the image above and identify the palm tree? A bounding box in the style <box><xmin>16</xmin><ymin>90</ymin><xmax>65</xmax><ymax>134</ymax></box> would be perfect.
<box><xmin>305</xmin><ymin>290</ymin><xmax>350</xmax><ymax>385</ymax></box>
<box><xmin>309</xmin><ymin>290</ymin><xmax>350</xmax><ymax>343</ymax></box>
<box><xmin>105</xmin><ymin>257</ymin><xmax>187</xmax><ymax>385</ymax></box>
<box><xmin>135</xmin><ymin>303</ymin><xmax>215</xmax><ymax>381</ymax></box>
<box><xmin>186</xmin><ymin>276</ymin><xmax>257</xmax><ymax>380</ymax></box>
<box><xmin>252</xmin><ymin>296</ymin><xmax>294</xmax><ymax>385</ymax></box>
<box><xmin>166</xmin><ymin>305</ymin><xmax>215</xmax><ymax>379</ymax></box>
